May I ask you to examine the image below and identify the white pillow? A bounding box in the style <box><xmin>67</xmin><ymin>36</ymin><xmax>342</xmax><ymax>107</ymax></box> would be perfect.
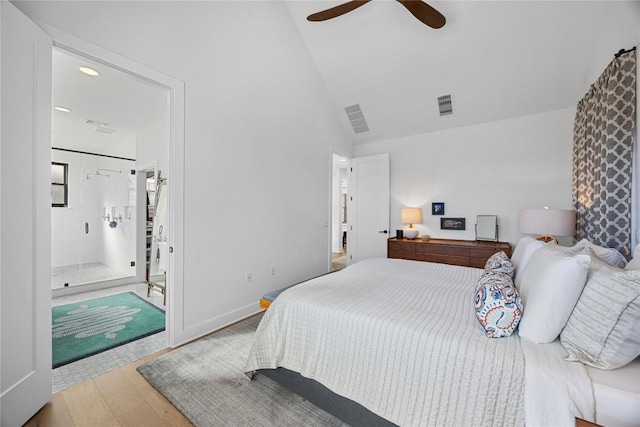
<box><xmin>561</xmin><ymin>256</ymin><xmax>640</xmax><ymax>369</ymax></box>
<box><xmin>576</xmin><ymin>239</ymin><xmax>627</xmax><ymax>268</ymax></box>
<box><xmin>625</xmin><ymin>243</ymin><xmax>640</xmax><ymax>271</ymax></box>
<box><xmin>546</xmin><ymin>240</ymin><xmax>590</xmax><ymax>256</ymax></box>
<box><xmin>511</xmin><ymin>236</ymin><xmax>546</xmax><ymax>289</ymax></box>
<box><xmin>517</xmin><ymin>246</ymin><xmax>590</xmax><ymax>343</ymax></box>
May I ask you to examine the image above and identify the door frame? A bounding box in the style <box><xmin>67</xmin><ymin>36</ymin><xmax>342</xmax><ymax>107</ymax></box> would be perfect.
<box><xmin>136</xmin><ymin>161</ymin><xmax>158</xmax><ymax>284</ymax></box>
<box><xmin>41</xmin><ymin>24</ymin><xmax>185</xmax><ymax>347</ymax></box>
<box><xmin>346</xmin><ymin>153</ymin><xmax>390</xmax><ymax>265</ymax></box>
<box><xmin>328</xmin><ymin>146</ymin><xmax>352</xmax><ymax>272</ymax></box>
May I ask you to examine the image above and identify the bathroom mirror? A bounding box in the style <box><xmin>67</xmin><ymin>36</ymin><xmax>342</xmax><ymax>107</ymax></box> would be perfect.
<box><xmin>476</xmin><ymin>215</ymin><xmax>498</xmax><ymax>242</ymax></box>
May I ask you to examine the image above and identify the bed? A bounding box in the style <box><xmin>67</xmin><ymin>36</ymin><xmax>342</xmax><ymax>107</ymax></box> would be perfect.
<box><xmin>245</xmin><ymin>240</ymin><xmax>640</xmax><ymax>426</ymax></box>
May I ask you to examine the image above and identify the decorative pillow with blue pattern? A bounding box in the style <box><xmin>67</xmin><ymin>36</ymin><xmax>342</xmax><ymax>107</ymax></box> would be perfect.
<box><xmin>475</xmin><ymin>271</ymin><xmax>523</xmax><ymax>338</ymax></box>
<box><xmin>484</xmin><ymin>251</ymin><xmax>515</xmax><ymax>278</ymax></box>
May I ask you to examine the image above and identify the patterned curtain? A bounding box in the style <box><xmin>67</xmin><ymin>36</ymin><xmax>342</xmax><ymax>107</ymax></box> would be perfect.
<box><xmin>572</xmin><ymin>49</ymin><xmax>636</xmax><ymax>259</ymax></box>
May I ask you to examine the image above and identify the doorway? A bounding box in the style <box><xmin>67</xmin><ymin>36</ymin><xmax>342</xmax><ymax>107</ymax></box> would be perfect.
<box><xmin>1</xmin><ymin>6</ymin><xmax>185</xmax><ymax>422</ymax></box>
<box><xmin>50</xmin><ymin>46</ymin><xmax>170</xmax><ymax>391</ymax></box>
<box><xmin>331</xmin><ymin>153</ymin><xmax>349</xmax><ymax>271</ymax></box>
<box><xmin>51</xmin><ymin>47</ymin><xmax>168</xmax><ymax>295</ymax></box>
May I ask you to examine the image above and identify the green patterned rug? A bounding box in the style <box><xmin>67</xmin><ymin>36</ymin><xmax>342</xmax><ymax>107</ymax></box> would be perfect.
<box><xmin>52</xmin><ymin>291</ymin><xmax>165</xmax><ymax>368</ymax></box>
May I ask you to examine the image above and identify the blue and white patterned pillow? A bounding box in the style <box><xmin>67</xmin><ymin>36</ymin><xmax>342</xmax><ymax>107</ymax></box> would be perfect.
<box><xmin>484</xmin><ymin>251</ymin><xmax>515</xmax><ymax>278</ymax></box>
<box><xmin>475</xmin><ymin>271</ymin><xmax>523</xmax><ymax>338</ymax></box>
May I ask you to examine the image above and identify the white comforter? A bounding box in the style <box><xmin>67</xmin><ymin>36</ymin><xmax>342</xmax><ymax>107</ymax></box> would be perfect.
<box><xmin>245</xmin><ymin>258</ymin><xmax>526</xmax><ymax>426</ymax></box>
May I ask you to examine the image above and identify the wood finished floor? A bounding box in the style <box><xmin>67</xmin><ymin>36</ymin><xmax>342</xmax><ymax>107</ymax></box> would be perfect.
<box><xmin>25</xmin><ymin>348</ymin><xmax>193</xmax><ymax>426</ymax></box>
<box><xmin>32</xmin><ymin>263</ymin><xmax>350</xmax><ymax>426</ymax></box>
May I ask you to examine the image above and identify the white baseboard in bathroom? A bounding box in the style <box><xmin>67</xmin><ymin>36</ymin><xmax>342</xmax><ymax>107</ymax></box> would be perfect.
<box><xmin>52</xmin><ymin>276</ymin><xmax>137</xmax><ymax>298</ymax></box>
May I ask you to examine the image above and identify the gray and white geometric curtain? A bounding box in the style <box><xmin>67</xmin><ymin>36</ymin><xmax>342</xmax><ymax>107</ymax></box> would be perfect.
<box><xmin>572</xmin><ymin>48</ymin><xmax>636</xmax><ymax>259</ymax></box>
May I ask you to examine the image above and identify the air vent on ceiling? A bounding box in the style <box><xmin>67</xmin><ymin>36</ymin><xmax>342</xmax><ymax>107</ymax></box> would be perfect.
<box><xmin>344</xmin><ymin>104</ymin><xmax>369</xmax><ymax>134</ymax></box>
<box><xmin>85</xmin><ymin>119</ymin><xmax>117</xmax><ymax>134</ymax></box>
<box><xmin>437</xmin><ymin>94</ymin><xmax>453</xmax><ymax>116</ymax></box>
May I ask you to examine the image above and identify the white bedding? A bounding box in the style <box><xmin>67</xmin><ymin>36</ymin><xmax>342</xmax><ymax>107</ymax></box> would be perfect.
<box><xmin>520</xmin><ymin>339</ymin><xmax>595</xmax><ymax>426</ymax></box>
<box><xmin>587</xmin><ymin>357</ymin><xmax>640</xmax><ymax>427</ymax></box>
<box><xmin>246</xmin><ymin>258</ymin><xmax>525</xmax><ymax>426</ymax></box>
<box><xmin>245</xmin><ymin>258</ymin><xmax>598</xmax><ymax>426</ymax></box>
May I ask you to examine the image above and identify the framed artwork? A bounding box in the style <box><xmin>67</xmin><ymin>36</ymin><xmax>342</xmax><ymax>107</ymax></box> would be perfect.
<box><xmin>432</xmin><ymin>202</ymin><xmax>445</xmax><ymax>215</ymax></box>
<box><xmin>441</xmin><ymin>217</ymin><xmax>465</xmax><ymax>230</ymax></box>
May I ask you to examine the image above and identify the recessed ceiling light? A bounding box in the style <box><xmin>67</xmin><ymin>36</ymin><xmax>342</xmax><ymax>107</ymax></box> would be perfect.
<box><xmin>79</xmin><ymin>66</ymin><xmax>100</xmax><ymax>76</ymax></box>
<box><xmin>54</xmin><ymin>106</ymin><xmax>71</xmax><ymax>113</ymax></box>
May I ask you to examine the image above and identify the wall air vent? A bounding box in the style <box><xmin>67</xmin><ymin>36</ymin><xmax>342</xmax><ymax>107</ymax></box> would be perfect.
<box><xmin>344</xmin><ymin>104</ymin><xmax>370</xmax><ymax>134</ymax></box>
<box><xmin>85</xmin><ymin>119</ymin><xmax>117</xmax><ymax>134</ymax></box>
<box><xmin>437</xmin><ymin>94</ymin><xmax>453</xmax><ymax>116</ymax></box>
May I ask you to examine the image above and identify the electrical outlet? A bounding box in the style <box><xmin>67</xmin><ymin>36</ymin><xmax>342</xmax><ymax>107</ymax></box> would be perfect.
<box><xmin>246</xmin><ymin>272</ymin><xmax>253</xmax><ymax>283</ymax></box>
<box><xmin>270</xmin><ymin>266</ymin><xmax>276</xmax><ymax>276</ymax></box>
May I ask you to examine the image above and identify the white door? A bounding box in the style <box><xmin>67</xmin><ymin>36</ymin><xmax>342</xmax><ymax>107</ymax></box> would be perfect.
<box><xmin>1</xmin><ymin>2</ymin><xmax>53</xmax><ymax>425</ymax></box>
<box><xmin>347</xmin><ymin>153</ymin><xmax>390</xmax><ymax>264</ymax></box>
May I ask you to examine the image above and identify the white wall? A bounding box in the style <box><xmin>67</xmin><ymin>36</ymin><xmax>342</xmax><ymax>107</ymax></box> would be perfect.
<box><xmin>137</xmin><ymin>117</ymin><xmax>169</xmax><ymax>177</ymax></box>
<box><xmin>18</xmin><ymin>1</ymin><xmax>351</xmax><ymax>338</ymax></box>
<box><xmin>354</xmin><ymin>108</ymin><xmax>575</xmax><ymax>246</ymax></box>
<box><xmin>110</xmin><ymin>134</ymin><xmax>137</xmax><ymax>160</ymax></box>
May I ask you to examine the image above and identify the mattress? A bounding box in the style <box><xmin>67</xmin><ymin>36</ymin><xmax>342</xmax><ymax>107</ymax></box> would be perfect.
<box><xmin>587</xmin><ymin>357</ymin><xmax>640</xmax><ymax>427</ymax></box>
<box><xmin>246</xmin><ymin>258</ymin><xmax>610</xmax><ymax>426</ymax></box>
<box><xmin>246</xmin><ymin>258</ymin><xmax>527</xmax><ymax>426</ymax></box>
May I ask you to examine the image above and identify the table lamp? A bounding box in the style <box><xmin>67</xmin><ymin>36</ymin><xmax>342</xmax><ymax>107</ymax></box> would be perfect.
<box><xmin>402</xmin><ymin>207</ymin><xmax>422</xmax><ymax>240</ymax></box>
<box><xmin>519</xmin><ymin>208</ymin><xmax>576</xmax><ymax>242</ymax></box>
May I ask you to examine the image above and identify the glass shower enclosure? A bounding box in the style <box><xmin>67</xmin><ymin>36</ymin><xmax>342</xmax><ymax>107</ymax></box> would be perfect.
<box><xmin>51</xmin><ymin>154</ymin><xmax>136</xmax><ymax>291</ymax></box>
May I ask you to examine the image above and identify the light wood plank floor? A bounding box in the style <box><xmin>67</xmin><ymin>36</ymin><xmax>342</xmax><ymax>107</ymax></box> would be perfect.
<box><xmin>25</xmin><ymin>348</ymin><xmax>193</xmax><ymax>426</ymax></box>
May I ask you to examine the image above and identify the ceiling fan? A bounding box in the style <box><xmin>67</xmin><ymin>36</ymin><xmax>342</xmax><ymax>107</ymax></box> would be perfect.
<box><xmin>307</xmin><ymin>0</ymin><xmax>446</xmax><ymax>29</ymax></box>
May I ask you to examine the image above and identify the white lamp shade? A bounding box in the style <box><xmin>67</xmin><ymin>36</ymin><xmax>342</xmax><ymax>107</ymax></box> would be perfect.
<box><xmin>401</xmin><ymin>207</ymin><xmax>423</xmax><ymax>225</ymax></box>
<box><xmin>519</xmin><ymin>209</ymin><xmax>576</xmax><ymax>237</ymax></box>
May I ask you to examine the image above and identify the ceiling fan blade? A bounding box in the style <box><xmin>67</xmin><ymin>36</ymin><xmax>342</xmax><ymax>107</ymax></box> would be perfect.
<box><xmin>396</xmin><ymin>0</ymin><xmax>446</xmax><ymax>29</ymax></box>
<box><xmin>307</xmin><ymin>1</ymin><xmax>372</xmax><ymax>22</ymax></box>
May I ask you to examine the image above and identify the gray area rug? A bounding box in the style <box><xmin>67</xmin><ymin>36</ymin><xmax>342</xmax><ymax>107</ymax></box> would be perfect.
<box><xmin>137</xmin><ymin>314</ymin><xmax>347</xmax><ymax>427</ymax></box>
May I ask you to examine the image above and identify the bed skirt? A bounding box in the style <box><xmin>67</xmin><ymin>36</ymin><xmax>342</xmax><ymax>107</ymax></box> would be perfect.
<box><xmin>257</xmin><ymin>368</ymin><xmax>397</xmax><ymax>427</ymax></box>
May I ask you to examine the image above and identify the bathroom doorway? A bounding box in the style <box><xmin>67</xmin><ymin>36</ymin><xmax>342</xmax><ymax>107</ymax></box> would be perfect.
<box><xmin>51</xmin><ymin>47</ymin><xmax>169</xmax><ymax>296</ymax></box>
<box><xmin>50</xmin><ymin>45</ymin><xmax>171</xmax><ymax>391</ymax></box>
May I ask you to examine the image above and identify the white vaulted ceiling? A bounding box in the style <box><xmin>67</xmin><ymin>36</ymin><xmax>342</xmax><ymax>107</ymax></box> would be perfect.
<box><xmin>286</xmin><ymin>0</ymin><xmax>639</xmax><ymax>144</ymax></box>
<box><xmin>50</xmin><ymin>1</ymin><xmax>639</xmax><ymax>151</ymax></box>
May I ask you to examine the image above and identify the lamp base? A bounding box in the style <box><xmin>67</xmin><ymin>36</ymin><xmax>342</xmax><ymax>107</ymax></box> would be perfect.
<box><xmin>404</xmin><ymin>228</ymin><xmax>419</xmax><ymax>239</ymax></box>
<box><xmin>536</xmin><ymin>234</ymin><xmax>556</xmax><ymax>243</ymax></box>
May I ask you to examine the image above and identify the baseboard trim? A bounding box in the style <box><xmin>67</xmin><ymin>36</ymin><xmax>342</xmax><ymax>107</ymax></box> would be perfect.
<box><xmin>52</xmin><ymin>276</ymin><xmax>136</xmax><ymax>297</ymax></box>
<box><xmin>172</xmin><ymin>303</ymin><xmax>262</xmax><ymax>348</ymax></box>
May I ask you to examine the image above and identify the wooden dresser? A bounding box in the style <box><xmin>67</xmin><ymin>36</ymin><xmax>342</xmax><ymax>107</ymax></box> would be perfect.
<box><xmin>388</xmin><ymin>238</ymin><xmax>511</xmax><ymax>268</ymax></box>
